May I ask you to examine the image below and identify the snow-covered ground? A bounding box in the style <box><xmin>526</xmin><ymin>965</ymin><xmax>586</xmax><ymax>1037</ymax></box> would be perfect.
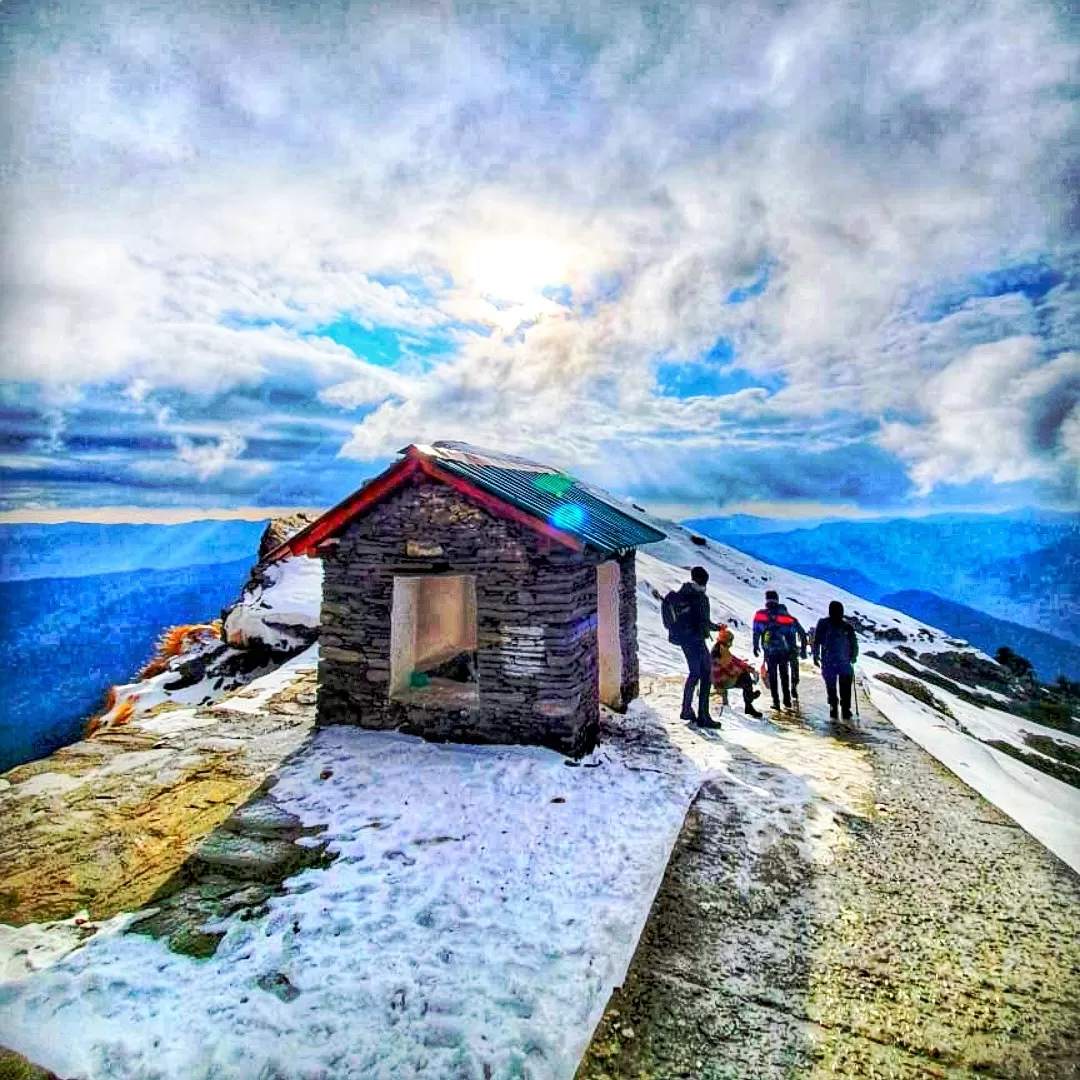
<box><xmin>223</xmin><ymin>555</ymin><xmax>323</xmax><ymax>652</ymax></box>
<box><xmin>2</xmin><ymin>510</ymin><xmax>1078</xmax><ymax>1080</ymax></box>
<box><xmin>0</xmin><ymin>685</ymin><xmax>703</xmax><ymax>1080</ymax></box>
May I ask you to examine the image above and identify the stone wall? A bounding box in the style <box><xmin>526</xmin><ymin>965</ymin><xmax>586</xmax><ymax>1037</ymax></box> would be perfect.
<box><xmin>617</xmin><ymin>550</ymin><xmax>640</xmax><ymax>708</ymax></box>
<box><xmin>316</xmin><ymin>477</ymin><xmax>609</xmax><ymax>757</ymax></box>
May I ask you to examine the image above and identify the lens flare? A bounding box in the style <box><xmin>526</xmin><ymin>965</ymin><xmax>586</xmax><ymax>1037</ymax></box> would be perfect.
<box><xmin>550</xmin><ymin>503</ymin><xmax>586</xmax><ymax>531</ymax></box>
<box><xmin>533</xmin><ymin>473</ymin><xmax>574</xmax><ymax>497</ymax></box>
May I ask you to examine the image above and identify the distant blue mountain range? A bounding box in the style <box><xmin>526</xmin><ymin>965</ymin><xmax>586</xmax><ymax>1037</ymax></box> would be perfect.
<box><xmin>0</xmin><ymin>520</ymin><xmax>269</xmax><ymax>581</ymax></box>
<box><xmin>0</xmin><ymin>559</ymin><xmax>253</xmax><ymax>773</ymax></box>
<box><xmin>686</xmin><ymin>509</ymin><xmax>1080</xmax><ymax>680</ymax></box>
<box><xmin>0</xmin><ymin>520</ymin><xmax>274</xmax><ymax>772</ymax></box>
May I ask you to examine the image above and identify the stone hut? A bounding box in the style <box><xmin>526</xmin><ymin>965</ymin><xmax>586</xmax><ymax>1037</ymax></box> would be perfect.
<box><xmin>266</xmin><ymin>441</ymin><xmax>666</xmax><ymax>757</ymax></box>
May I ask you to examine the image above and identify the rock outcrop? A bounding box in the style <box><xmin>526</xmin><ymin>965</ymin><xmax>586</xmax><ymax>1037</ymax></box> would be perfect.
<box><xmin>85</xmin><ymin>513</ymin><xmax>324</xmax><ymax>739</ymax></box>
<box><xmin>257</xmin><ymin>511</ymin><xmax>319</xmax><ymax>562</ymax></box>
<box><xmin>0</xmin><ymin>659</ymin><xmax>318</xmax><ymax>927</ymax></box>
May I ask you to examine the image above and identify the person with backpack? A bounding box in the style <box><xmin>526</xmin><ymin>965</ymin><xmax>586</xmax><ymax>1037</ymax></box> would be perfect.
<box><xmin>752</xmin><ymin>590</ymin><xmax>799</xmax><ymax>711</ymax></box>
<box><xmin>813</xmin><ymin>600</ymin><xmax>859</xmax><ymax>722</ymax></box>
<box><xmin>711</xmin><ymin>625</ymin><xmax>764</xmax><ymax>718</ymax></box>
<box><xmin>662</xmin><ymin>566</ymin><xmax>723</xmax><ymax>728</ymax></box>
<box><xmin>785</xmin><ymin>612</ymin><xmax>809</xmax><ymax>705</ymax></box>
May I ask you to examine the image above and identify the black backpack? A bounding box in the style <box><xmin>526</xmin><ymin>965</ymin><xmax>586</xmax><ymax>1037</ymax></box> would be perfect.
<box><xmin>662</xmin><ymin>589</ymin><xmax>694</xmax><ymax>643</ymax></box>
<box><xmin>760</xmin><ymin>609</ymin><xmax>795</xmax><ymax>658</ymax></box>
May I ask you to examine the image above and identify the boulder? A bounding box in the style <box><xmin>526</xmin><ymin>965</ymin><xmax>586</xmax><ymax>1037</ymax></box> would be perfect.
<box><xmin>193</xmin><ymin>833</ymin><xmax>311</xmax><ymax>881</ymax></box>
<box><xmin>257</xmin><ymin>513</ymin><xmax>320</xmax><ymax>563</ymax></box>
<box><xmin>221</xmin><ymin>799</ymin><xmax>304</xmax><ymax>840</ymax></box>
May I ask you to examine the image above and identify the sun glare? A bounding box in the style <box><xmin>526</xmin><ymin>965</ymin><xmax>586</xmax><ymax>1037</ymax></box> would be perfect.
<box><xmin>462</xmin><ymin>235</ymin><xmax>570</xmax><ymax>303</ymax></box>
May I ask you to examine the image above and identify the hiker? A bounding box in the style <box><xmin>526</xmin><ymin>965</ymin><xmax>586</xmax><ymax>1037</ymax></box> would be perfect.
<box><xmin>786</xmin><ymin>612</ymin><xmax>809</xmax><ymax>705</ymax></box>
<box><xmin>711</xmin><ymin>625</ymin><xmax>763</xmax><ymax>718</ymax></box>
<box><xmin>752</xmin><ymin>589</ymin><xmax>799</xmax><ymax>710</ymax></box>
<box><xmin>662</xmin><ymin>566</ymin><xmax>723</xmax><ymax>728</ymax></box>
<box><xmin>813</xmin><ymin>600</ymin><xmax>859</xmax><ymax>722</ymax></box>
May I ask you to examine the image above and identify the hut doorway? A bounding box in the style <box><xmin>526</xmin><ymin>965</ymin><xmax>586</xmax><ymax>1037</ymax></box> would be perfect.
<box><xmin>390</xmin><ymin>574</ymin><xmax>479</xmax><ymax>709</ymax></box>
<box><xmin>597</xmin><ymin>560</ymin><xmax>623</xmax><ymax>709</ymax></box>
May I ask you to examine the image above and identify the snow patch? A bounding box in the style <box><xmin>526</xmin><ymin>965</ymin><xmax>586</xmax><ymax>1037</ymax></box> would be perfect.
<box><xmin>0</xmin><ymin>713</ymin><xmax>700</xmax><ymax>1080</ymax></box>
<box><xmin>0</xmin><ymin>911</ymin><xmax>137</xmax><ymax>983</ymax></box>
<box><xmin>138</xmin><ymin>710</ymin><xmax>218</xmax><ymax>736</ymax></box>
<box><xmin>210</xmin><ymin>645</ymin><xmax>319</xmax><ymax>716</ymax></box>
<box><xmin>224</xmin><ymin>556</ymin><xmax>323</xmax><ymax>652</ymax></box>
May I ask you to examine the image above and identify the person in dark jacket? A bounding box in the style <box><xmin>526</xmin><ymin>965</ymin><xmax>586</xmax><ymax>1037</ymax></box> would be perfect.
<box><xmin>753</xmin><ymin>590</ymin><xmax>799</xmax><ymax>710</ymax></box>
<box><xmin>813</xmin><ymin>600</ymin><xmax>859</xmax><ymax>721</ymax></box>
<box><xmin>785</xmin><ymin>611</ymin><xmax>809</xmax><ymax>704</ymax></box>
<box><xmin>670</xmin><ymin>566</ymin><xmax>723</xmax><ymax>728</ymax></box>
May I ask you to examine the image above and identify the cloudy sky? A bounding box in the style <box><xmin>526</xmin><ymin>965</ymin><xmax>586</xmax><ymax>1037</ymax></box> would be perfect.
<box><xmin>1</xmin><ymin>0</ymin><xmax>1078</xmax><ymax>520</ymax></box>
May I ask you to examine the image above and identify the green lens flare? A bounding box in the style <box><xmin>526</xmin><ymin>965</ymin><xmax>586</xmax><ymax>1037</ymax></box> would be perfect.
<box><xmin>532</xmin><ymin>473</ymin><xmax>574</xmax><ymax>496</ymax></box>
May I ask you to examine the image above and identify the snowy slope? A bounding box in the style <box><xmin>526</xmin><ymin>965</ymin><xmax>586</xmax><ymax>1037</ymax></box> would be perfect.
<box><xmin>636</xmin><ymin>515</ymin><xmax>1080</xmax><ymax>874</ymax></box>
<box><xmin>88</xmin><ymin>556</ymin><xmax>322</xmax><ymax>736</ymax></box>
<box><xmin>638</xmin><ymin>519</ymin><xmax>970</xmax><ymax>668</ymax></box>
<box><xmin>223</xmin><ymin>556</ymin><xmax>322</xmax><ymax>652</ymax></box>
<box><xmin>861</xmin><ymin>665</ymin><xmax>1080</xmax><ymax>872</ymax></box>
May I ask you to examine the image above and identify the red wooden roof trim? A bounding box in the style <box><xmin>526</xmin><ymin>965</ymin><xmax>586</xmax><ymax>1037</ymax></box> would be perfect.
<box><xmin>414</xmin><ymin>455</ymin><xmax>584</xmax><ymax>552</ymax></box>
<box><xmin>264</xmin><ymin>446</ymin><xmax>584</xmax><ymax>561</ymax></box>
<box><xmin>264</xmin><ymin>456</ymin><xmax>420</xmax><ymax>561</ymax></box>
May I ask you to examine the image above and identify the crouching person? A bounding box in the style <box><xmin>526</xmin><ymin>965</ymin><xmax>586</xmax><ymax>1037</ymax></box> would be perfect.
<box><xmin>813</xmin><ymin>600</ymin><xmax>859</xmax><ymax>722</ymax></box>
<box><xmin>711</xmin><ymin>626</ymin><xmax>764</xmax><ymax>718</ymax></box>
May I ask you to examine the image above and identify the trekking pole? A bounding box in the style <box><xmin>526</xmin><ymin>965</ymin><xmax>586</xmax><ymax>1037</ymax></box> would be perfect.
<box><xmin>854</xmin><ymin>667</ymin><xmax>860</xmax><ymax>719</ymax></box>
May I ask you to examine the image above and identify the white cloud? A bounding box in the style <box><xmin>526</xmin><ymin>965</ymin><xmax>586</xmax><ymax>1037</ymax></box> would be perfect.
<box><xmin>879</xmin><ymin>340</ymin><xmax>1080</xmax><ymax>494</ymax></box>
<box><xmin>1</xmin><ymin>0</ymin><xmax>1077</xmax><ymax>506</ymax></box>
<box><xmin>175</xmin><ymin>431</ymin><xmax>248</xmax><ymax>481</ymax></box>
<box><xmin>128</xmin><ymin>429</ymin><xmax>267</xmax><ymax>483</ymax></box>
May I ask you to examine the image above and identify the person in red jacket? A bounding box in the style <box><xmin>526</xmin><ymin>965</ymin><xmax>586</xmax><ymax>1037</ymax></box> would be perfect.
<box><xmin>752</xmin><ymin>589</ymin><xmax>800</xmax><ymax>710</ymax></box>
<box><xmin>711</xmin><ymin>626</ymin><xmax>764</xmax><ymax>717</ymax></box>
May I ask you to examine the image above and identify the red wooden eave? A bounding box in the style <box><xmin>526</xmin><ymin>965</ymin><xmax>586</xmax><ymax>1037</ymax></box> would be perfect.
<box><xmin>264</xmin><ymin>456</ymin><xmax>420</xmax><ymax>561</ymax></box>
<box><xmin>264</xmin><ymin>446</ymin><xmax>583</xmax><ymax>561</ymax></box>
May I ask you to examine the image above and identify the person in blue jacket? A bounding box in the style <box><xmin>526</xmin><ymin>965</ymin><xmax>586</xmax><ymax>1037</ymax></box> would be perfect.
<box><xmin>813</xmin><ymin>600</ymin><xmax>859</xmax><ymax>721</ymax></box>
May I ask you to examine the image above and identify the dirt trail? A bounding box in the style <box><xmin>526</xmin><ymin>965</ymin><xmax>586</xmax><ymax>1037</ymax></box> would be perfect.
<box><xmin>578</xmin><ymin>671</ymin><xmax>1080</xmax><ymax>1079</ymax></box>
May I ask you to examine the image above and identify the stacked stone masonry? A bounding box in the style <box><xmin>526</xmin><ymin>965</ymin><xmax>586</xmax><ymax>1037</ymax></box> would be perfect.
<box><xmin>315</xmin><ymin>477</ymin><xmax>641</xmax><ymax>757</ymax></box>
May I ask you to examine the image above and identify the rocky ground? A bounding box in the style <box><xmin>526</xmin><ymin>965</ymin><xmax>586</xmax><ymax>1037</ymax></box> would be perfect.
<box><xmin>0</xmin><ymin>662</ymin><xmax>317</xmax><ymax>927</ymax></box>
<box><xmin>577</xmin><ymin>674</ymin><xmax>1080</xmax><ymax>1079</ymax></box>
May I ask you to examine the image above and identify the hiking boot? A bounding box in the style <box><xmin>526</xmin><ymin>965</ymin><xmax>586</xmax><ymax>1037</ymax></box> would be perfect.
<box><xmin>679</xmin><ymin>709</ymin><xmax>698</xmax><ymax>723</ymax></box>
<box><xmin>791</xmin><ymin>690</ymin><xmax>799</xmax><ymax>703</ymax></box>
<box><xmin>782</xmin><ymin>698</ymin><xmax>792</xmax><ymax>709</ymax></box>
<box><xmin>841</xmin><ymin>711</ymin><xmax>853</xmax><ymax>723</ymax></box>
<box><xmin>694</xmin><ymin>715</ymin><xmax>723</xmax><ymax>729</ymax></box>
<box><xmin>745</xmin><ymin>705</ymin><xmax>763</xmax><ymax>718</ymax></box>
<box><xmin>771</xmin><ymin>698</ymin><xmax>782</xmax><ymax>711</ymax></box>
<box><xmin>828</xmin><ymin>705</ymin><xmax>839</xmax><ymax>721</ymax></box>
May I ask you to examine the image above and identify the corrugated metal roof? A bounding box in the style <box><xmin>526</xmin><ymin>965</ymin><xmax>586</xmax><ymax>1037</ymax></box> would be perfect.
<box><xmin>419</xmin><ymin>441</ymin><xmax>667</xmax><ymax>554</ymax></box>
